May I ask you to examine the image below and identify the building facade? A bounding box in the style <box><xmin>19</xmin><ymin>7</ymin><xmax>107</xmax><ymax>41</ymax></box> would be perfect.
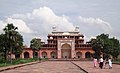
<box><xmin>21</xmin><ymin>26</ymin><xmax>94</xmax><ymax>59</ymax></box>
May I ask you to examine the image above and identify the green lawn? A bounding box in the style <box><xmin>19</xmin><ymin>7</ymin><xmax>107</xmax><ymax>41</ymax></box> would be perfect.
<box><xmin>0</xmin><ymin>58</ymin><xmax>39</xmax><ymax>67</ymax></box>
<box><xmin>113</xmin><ymin>58</ymin><xmax>120</xmax><ymax>63</ymax></box>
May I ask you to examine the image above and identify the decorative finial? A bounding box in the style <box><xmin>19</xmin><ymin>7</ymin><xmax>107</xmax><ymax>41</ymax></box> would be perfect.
<box><xmin>52</xmin><ymin>26</ymin><xmax>56</xmax><ymax>31</ymax></box>
<box><xmin>75</xmin><ymin>26</ymin><xmax>79</xmax><ymax>31</ymax></box>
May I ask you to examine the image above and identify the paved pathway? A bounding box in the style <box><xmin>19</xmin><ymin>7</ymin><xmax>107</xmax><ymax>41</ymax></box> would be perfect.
<box><xmin>73</xmin><ymin>61</ymin><xmax>120</xmax><ymax>73</ymax></box>
<box><xmin>0</xmin><ymin>61</ymin><xmax>120</xmax><ymax>73</ymax></box>
<box><xmin>0</xmin><ymin>61</ymin><xmax>85</xmax><ymax>73</ymax></box>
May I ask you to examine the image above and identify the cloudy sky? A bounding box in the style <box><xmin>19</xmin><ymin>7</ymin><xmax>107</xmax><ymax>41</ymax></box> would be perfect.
<box><xmin>0</xmin><ymin>0</ymin><xmax>120</xmax><ymax>46</ymax></box>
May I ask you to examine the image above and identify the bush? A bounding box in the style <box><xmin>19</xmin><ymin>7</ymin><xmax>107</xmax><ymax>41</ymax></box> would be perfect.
<box><xmin>113</xmin><ymin>58</ymin><xmax>120</xmax><ymax>63</ymax></box>
<box><xmin>13</xmin><ymin>58</ymin><xmax>38</xmax><ymax>64</ymax></box>
<box><xmin>41</xmin><ymin>58</ymin><xmax>48</xmax><ymax>60</ymax></box>
<box><xmin>0</xmin><ymin>58</ymin><xmax>6</xmax><ymax>63</ymax></box>
<box><xmin>0</xmin><ymin>53</ymin><xmax>5</xmax><ymax>63</ymax></box>
<box><xmin>12</xmin><ymin>58</ymin><xmax>26</xmax><ymax>64</ymax></box>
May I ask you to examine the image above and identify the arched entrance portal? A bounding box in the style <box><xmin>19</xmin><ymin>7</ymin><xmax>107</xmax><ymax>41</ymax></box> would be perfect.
<box><xmin>85</xmin><ymin>52</ymin><xmax>91</xmax><ymax>58</ymax></box>
<box><xmin>61</xmin><ymin>44</ymin><xmax>71</xmax><ymax>58</ymax></box>
<box><xmin>51</xmin><ymin>52</ymin><xmax>57</xmax><ymax>58</ymax></box>
<box><xmin>76</xmin><ymin>52</ymin><xmax>82</xmax><ymax>58</ymax></box>
<box><xmin>42</xmin><ymin>52</ymin><xmax>47</xmax><ymax>58</ymax></box>
<box><xmin>24</xmin><ymin>52</ymin><xmax>29</xmax><ymax>58</ymax></box>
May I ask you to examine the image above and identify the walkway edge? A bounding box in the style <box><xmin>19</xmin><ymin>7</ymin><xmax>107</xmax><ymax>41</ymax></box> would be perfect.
<box><xmin>70</xmin><ymin>61</ymin><xmax>89</xmax><ymax>73</ymax></box>
<box><xmin>0</xmin><ymin>61</ymin><xmax>41</xmax><ymax>72</ymax></box>
<box><xmin>113</xmin><ymin>62</ymin><xmax>120</xmax><ymax>65</ymax></box>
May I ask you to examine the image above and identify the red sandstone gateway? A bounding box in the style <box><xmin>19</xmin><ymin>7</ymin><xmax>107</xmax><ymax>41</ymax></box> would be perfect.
<box><xmin>19</xmin><ymin>26</ymin><xmax>94</xmax><ymax>59</ymax></box>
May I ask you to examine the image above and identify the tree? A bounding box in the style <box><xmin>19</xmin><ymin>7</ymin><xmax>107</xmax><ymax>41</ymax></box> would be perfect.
<box><xmin>91</xmin><ymin>33</ymin><xmax>120</xmax><ymax>59</ymax></box>
<box><xmin>109</xmin><ymin>37</ymin><xmax>120</xmax><ymax>58</ymax></box>
<box><xmin>0</xmin><ymin>34</ymin><xmax>9</xmax><ymax>61</ymax></box>
<box><xmin>12</xmin><ymin>31</ymin><xmax>23</xmax><ymax>59</ymax></box>
<box><xmin>30</xmin><ymin>38</ymin><xmax>41</xmax><ymax>58</ymax></box>
<box><xmin>0</xmin><ymin>34</ymin><xmax>5</xmax><ymax>62</ymax></box>
<box><xmin>2</xmin><ymin>23</ymin><xmax>23</xmax><ymax>63</ymax></box>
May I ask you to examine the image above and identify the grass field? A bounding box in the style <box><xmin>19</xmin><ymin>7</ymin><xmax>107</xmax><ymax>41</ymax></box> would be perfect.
<box><xmin>113</xmin><ymin>58</ymin><xmax>120</xmax><ymax>63</ymax></box>
<box><xmin>0</xmin><ymin>58</ymin><xmax>39</xmax><ymax>67</ymax></box>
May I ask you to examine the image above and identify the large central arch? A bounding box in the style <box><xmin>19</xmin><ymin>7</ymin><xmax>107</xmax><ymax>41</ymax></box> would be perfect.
<box><xmin>61</xmin><ymin>44</ymin><xmax>71</xmax><ymax>58</ymax></box>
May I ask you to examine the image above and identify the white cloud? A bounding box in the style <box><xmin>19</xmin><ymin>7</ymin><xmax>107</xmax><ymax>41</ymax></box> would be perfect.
<box><xmin>7</xmin><ymin>18</ymin><xmax>33</xmax><ymax>33</ymax></box>
<box><xmin>32</xmin><ymin>7</ymin><xmax>56</xmax><ymax>20</ymax></box>
<box><xmin>78</xmin><ymin>16</ymin><xmax>113</xmax><ymax>32</ymax></box>
<box><xmin>0</xmin><ymin>6</ymin><xmax>119</xmax><ymax>46</ymax></box>
<box><xmin>0</xmin><ymin>21</ymin><xmax>6</xmax><ymax>33</ymax></box>
<box><xmin>6</xmin><ymin>6</ymin><xmax>76</xmax><ymax>45</ymax></box>
<box><xmin>11</xmin><ymin>6</ymin><xmax>75</xmax><ymax>32</ymax></box>
<box><xmin>0</xmin><ymin>18</ymin><xmax>32</xmax><ymax>34</ymax></box>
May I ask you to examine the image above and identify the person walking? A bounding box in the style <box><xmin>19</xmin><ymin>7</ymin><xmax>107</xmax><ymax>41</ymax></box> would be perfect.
<box><xmin>108</xmin><ymin>58</ymin><xmax>112</xmax><ymax>69</ymax></box>
<box><xmin>99</xmin><ymin>57</ymin><xmax>104</xmax><ymax>69</ymax></box>
<box><xmin>103</xmin><ymin>58</ymin><xmax>108</xmax><ymax>69</ymax></box>
<box><xmin>93</xmin><ymin>57</ymin><xmax>97</xmax><ymax>68</ymax></box>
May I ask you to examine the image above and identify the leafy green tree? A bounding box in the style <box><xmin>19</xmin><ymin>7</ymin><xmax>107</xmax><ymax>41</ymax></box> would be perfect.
<box><xmin>0</xmin><ymin>34</ymin><xmax>9</xmax><ymax>61</ymax></box>
<box><xmin>91</xmin><ymin>33</ymin><xmax>120</xmax><ymax>59</ymax></box>
<box><xmin>0</xmin><ymin>34</ymin><xmax>5</xmax><ymax>62</ymax></box>
<box><xmin>30</xmin><ymin>38</ymin><xmax>41</xmax><ymax>58</ymax></box>
<box><xmin>109</xmin><ymin>37</ymin><xmax>120</xmax><ymax>58</ymax></box>
<box><xmin>2</xmin><ymin>23</ymin><xmax>23</xmax><ymax>63</ymax></box>
<box><xmin>11</xmin><ymin>31</ymin><xmax>23</xmax><ymax>59</ymax></box>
